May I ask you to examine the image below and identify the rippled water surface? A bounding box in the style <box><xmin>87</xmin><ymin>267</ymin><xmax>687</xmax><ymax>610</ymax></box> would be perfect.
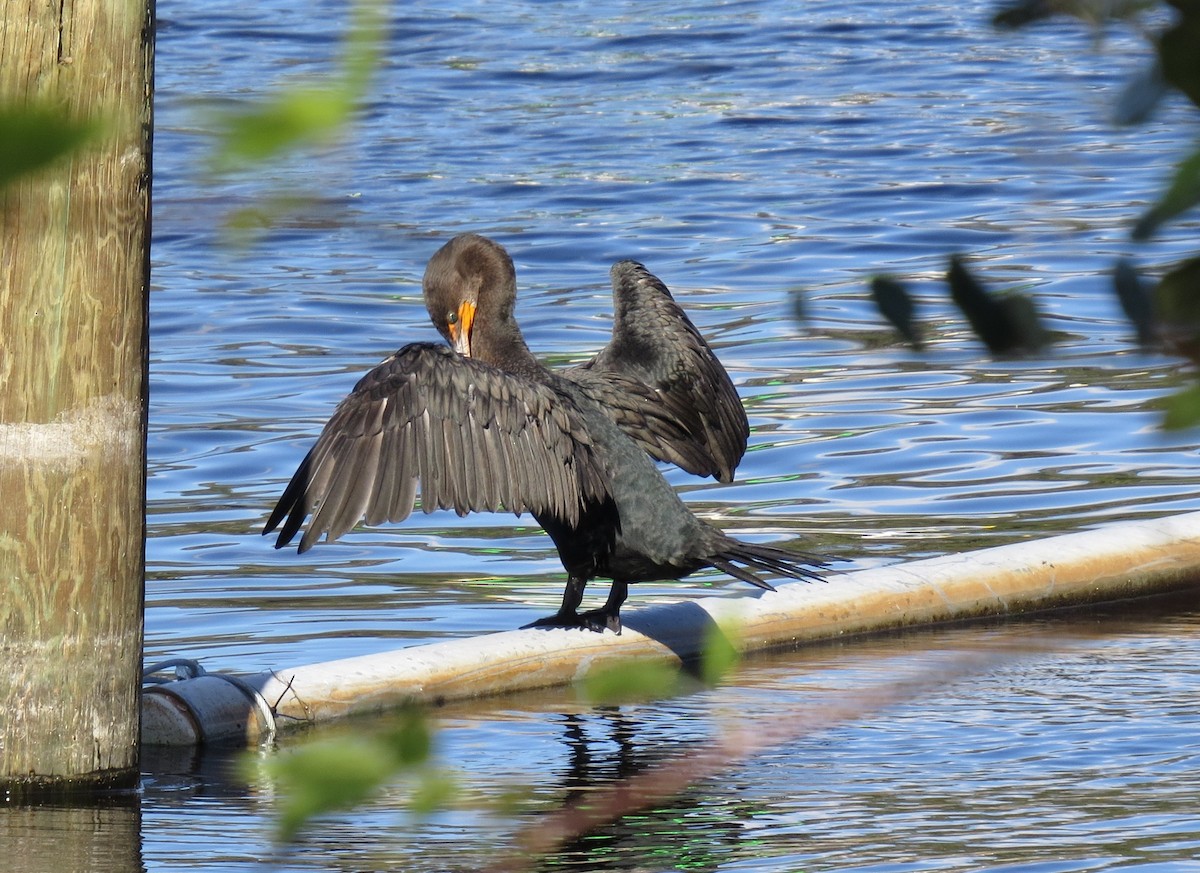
<box><xmin>43</xmin><ymin>0</ymin><xmax>1200</xmax><ymax>869</ymax></box>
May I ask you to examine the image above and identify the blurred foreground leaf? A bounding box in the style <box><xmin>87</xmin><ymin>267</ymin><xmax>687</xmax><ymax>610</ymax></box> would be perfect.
<box><xmin>870</xmin><ymin>275</ymin><xmax>924</xmax><ymax>349</ymax></box>
<box><xmin>1154</xmin><ymin>255</ymin><xmax>1200</xmax><ymax>327</ymax></box>
<box><xmin>260</xmin><ymin>706</ymin><xmax>450</xmax><ymax>842</ymax></box>
<box><xmin>699</xmin><ymin>622</ymin><xmax>741</xmax><ymax>686</ymax></box>
<box><xmin>992</xmin><ymin>0</ymin><xmax>1058</xmax><ymax>28</ymax></box>
<box><xmin>1154</xmin><ymin>256</ymin><xmax>1200</xmax><ymax>363</ymax></box>
<box><xmin>382</xmin><ymin>704</ymin><xmax>433</xmax><ymax>766</ymax></box>
<box><xmin>1162</xmin><ymin>382</ymin><xmax>1200</xmax><ymax>429</ymax></box>
<box><xmin>268</xmin><ymin>734</ymin><xmax>395</xmax><ymax>842</ymax></box>
<box><xmin>211</xmin><ymin>87</ymin><xmax>351</xmax><ymax>171</ymax></box>
<box><xmin>947</xmin><ymin>254</ymin><xmax>1051</xmax><ymax>355</ymax></box>
<box><xmin>580</xmin><ymin>622</ymin><xmax>745</xmax><ymax>704</ymax></box>
<box><xmin>218</xmin><ymin>191</ymin><xmax>322</xmax><ymax>248</ymax></box>
<box><xmin>1113</xmin><ymin>60</ymin><xmax>1168</xmax><ymax>125</ymax></box>
<box><xmin>1133</xmin><ymin>147</ymin><xmax>1200</xmax><ymax>240</ymax></box>
<box><xmin>1157</xmin><ymin>5</ymin><xmax>1200</xmax><ymax>110</ymax></box>
<box><xmin>1112</xmin><ymin>258</ymin><xmax>1160</xmax><ymax>346</ymax></box>
<box><xmin>409</xmin><ymin>768</ymin><xmax>459</xmax><ymax>816</ymax></box>
<box><xmin>992</xmin><ymin>0</ymin><xmax>1153</xmax><ymax>29</ymax></box>
<box><xmin>0</xmin><ymin>103</ymin><xmax>102</xmax><ymax>189</ymax></box>
<box><xmin>208</xmin><ymin>0</ymin><xmax>387</xmax><ymax>175</ymax></box>
<box><xmin>579</xmin><ymin>658</ymin><xmax>682</xmax><ymax>705</ymax></box>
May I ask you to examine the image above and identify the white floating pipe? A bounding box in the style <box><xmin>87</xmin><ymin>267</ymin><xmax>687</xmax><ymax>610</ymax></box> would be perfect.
<box><xmin>142</xmin><ymin>510</ymin><xmax>1200</xmax><ymax>747</ymax></box>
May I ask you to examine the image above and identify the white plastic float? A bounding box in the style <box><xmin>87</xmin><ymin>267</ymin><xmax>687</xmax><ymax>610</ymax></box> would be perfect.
<box><xmin>142</xmin><ymin>510</ymin><xmax>1200</xmax><ymax>746</ymax></box>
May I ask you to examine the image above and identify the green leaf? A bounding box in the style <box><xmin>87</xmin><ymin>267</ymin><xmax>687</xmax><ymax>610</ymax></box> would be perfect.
<box><xmin>341</xmin><ymin>0</ymin><xmax>389</xmax><ymax>95</ymax></box>
<box><xmin>267</xmin><ymin>735</ymin><xmax>398</xmax><ymax>841</ymax></box>
<box><xmin>1162</xmin><ymin>382</ymin><xmax>1200</xmax><ymax>430</ymax></box>
<box><xmin>0</xmin><ymin>104</ymin><xmax>102</xmax><ymax>188</ymax></box>
<box><xmin>699</xmin><ymin>623</ymin><xmax>741</xmax><ymax>686</ymax></box>
<box><xmin>579</xmin><ymin>659</ymin><xmax>681</xmax><ymax>705</ymax></box>
<box><xmin>577</xmin><ymin>625</ymin><xmax>745</xmax><ymax>704</ymax></box>
<box><xmin>1153</xmin><ymin>256</ymin><xmax>1200</xmax><ymax>329</ymax></box>
<box><xmin>408</xmin><ymin>769</ymin><xmax>459</xmax><ymax>816</ymax></box>
<box><xmin>1133</xmin><ymin>147</ymin><xmax>1200</xmax><ymax>240</ymax></box>
<box><xmin>381</xmin><ymin>706</ymin><xmax>433</xmax><ymax>767</ymax></box>
<box><xmin>1158</xmin><ymin>7</ymin><xmax>1200</xmax><ymax>110</ymax></box>
<box><xmin>262</xmin><ymin>705</ymin><xmax>438</xmax><ymax>841</ymax></box>
<box><xmin>207</xmin><ymin>0</ymin><xmax>388</xmax><ymax>176</ymax></box>
<box><xmin>210</xmin><ymin>86</ymin><xmax>351</xmax><ymax>172</ymax></box>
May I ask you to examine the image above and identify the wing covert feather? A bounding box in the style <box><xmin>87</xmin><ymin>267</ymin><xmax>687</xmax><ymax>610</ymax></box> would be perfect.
<box><xmin>265</xmin><ymin>342</ymin><xmax>613</xmax><ymax>553</ymax></box>
<box><xmin>566</xmin><ymin>260</ymin><xmax>750</xmax><ymax>482</ymax></box>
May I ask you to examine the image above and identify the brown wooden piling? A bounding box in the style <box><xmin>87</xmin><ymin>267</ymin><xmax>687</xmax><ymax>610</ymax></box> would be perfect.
<box><xmin>0</xmin><ymin>0</ymin><xmax>154</xmax><ymax>794</ymax></box>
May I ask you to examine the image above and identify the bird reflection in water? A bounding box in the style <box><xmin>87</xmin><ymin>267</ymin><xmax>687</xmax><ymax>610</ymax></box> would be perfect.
<box><xmin>544</xmin><ymin>709</ymin><xmax>747</xmax><ymax>872</ymax></box>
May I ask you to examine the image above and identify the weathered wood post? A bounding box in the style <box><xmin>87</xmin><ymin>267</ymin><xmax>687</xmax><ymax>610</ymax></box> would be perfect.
<box><xmin>0</xmin><ymin>0</ymin><xmax>154</xmax><ymax>793</ymax></box>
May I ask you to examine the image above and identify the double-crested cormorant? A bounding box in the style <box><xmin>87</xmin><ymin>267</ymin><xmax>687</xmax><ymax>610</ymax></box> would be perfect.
<box><xmin>264</xmin><ymin>233</ymin><xmax>824</xmax><ymax>633</ymax></box>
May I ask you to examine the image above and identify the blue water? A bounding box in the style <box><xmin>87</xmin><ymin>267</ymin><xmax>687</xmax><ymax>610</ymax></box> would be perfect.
<box><xmin>65</xmin><ymin>0</ymin><xmax>1200</xmax><ymax>870</ymax></box>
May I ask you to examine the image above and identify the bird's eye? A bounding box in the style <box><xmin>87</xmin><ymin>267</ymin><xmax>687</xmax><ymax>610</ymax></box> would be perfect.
<box><xmin>446</xmin><ymin>310</ymin><xmax>458</xmax><ymax>325</ymax></box>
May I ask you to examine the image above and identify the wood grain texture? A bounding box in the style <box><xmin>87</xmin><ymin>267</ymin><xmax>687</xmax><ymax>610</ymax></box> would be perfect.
<box><xmin>0</xmin><ymin>0</ymin><xmax>153</xmax><ymax>792</ymax></box>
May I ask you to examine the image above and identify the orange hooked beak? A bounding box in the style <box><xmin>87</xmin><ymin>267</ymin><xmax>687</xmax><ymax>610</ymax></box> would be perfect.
<box><xmin>449</xmin><ymin>299</ymin><xmax>476</xmax><ymax>357</ymax></box>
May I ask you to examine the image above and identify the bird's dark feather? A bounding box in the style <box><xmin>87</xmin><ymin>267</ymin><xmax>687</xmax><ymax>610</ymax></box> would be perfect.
<box><xmin>265</xmin><ymin>342</ymin><xmax>613</xmax><ymax>553</ymax></box>
<box><xmin>264</xmin><ymin>234</ymin><xmax>827</xmax><ymax>634</ymax></box>
<box><xmin>567</xmin><ymin>260</ymin><xmax>749</xmax><ymax>483</ymax></box>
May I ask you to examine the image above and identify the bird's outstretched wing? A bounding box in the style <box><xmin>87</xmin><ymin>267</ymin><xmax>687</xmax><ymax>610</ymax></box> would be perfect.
<box><xmin>265</xmin><ymin>342</ymin><xmax>614</xmax><ymax>553</ymax></box>
<box><xmin>566</xmin><ymin>260</ymin><xmax>749</xmax><ymax>482</ymax></box>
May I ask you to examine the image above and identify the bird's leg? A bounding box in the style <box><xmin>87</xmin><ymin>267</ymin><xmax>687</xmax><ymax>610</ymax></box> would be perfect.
<box><xmin>523</xmin><ymin>574</ymin><xmax>587</xmax><ymax>630</ymax></box>
<box><xmin>576</xmin><ymin>580</ymin><xmax>628</xmax><ymax>636</ymax></box>
<box><xmin>523</xmin><ymin>576</ymin><xmax>626</xmax><ymax>634</ymax></box>
<box><xmin>557</xmin><ymin>573</ymin><xmax>586</xmax><ymax>617</ymax></box>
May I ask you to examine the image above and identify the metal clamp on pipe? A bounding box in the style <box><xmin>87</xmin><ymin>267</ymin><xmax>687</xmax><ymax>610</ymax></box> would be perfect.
<box><xmin>142</xmin><ymin>660</ymin><xmax>278</xmax><ymax>746</ymax></box>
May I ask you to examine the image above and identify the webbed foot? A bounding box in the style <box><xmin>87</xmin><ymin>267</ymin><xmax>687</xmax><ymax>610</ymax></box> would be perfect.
<box><xmin>522</xmin><ymin>579</ymin><xmax>627</xmax><ymax>635</ymax></box>
<box><xmin>578</xmin><ymin>607</ymin><xmax>622</xmax><ymax>635</ymax></box>
<box><xmin>522</xmin><ymin>608</ymin><xmax>622</xmax><ymax>635</ymax></box>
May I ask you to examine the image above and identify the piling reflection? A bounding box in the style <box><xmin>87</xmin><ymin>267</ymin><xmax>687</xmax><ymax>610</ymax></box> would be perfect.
<box><xmin>0</xmin><ymin>796</ymin><xmax>143</xmax><ymax>873</ymax></box>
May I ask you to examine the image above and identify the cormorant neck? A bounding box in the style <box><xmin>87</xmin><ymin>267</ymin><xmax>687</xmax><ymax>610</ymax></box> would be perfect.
<box><xmin>473</xmin><ymin>319</ymin><xmax>544</xmax><ymax>379</ymax></box>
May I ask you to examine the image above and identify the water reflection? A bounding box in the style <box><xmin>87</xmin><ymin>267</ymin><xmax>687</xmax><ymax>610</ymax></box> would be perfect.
<box><xmin>547</xmin><ymin>710</ymin><xmax>707</xmax><ymax>870</ymax></box>
<box><xmin>0</xmin><ymin>799</ymin><xmax>143</xmax><ymax>873</ymax></box>
<box><xmin>128</xmin><ymin>596</ymin><xmax>1200</xmax><ymax>873</ymax></box>
<box><xmin>10</xmin><ymin>599</ymin><xmax>1184</xmax><ymax>872</ymax></box>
